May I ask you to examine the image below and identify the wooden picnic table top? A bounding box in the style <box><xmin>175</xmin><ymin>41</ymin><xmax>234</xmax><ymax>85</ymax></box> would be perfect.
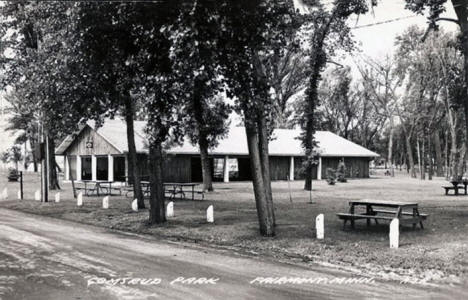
<box><xmin>349</xmin><ymin>199</ymin><xmax>418</xmax><ymax>207</ymax></box>
<box><xmin>140</xmin><ymin>181</ymin><xmax>200</xmax><ymax>187</ymax></box>
<box><xmin>80</xmin><ymin>180</ymin><xmax>114</xmax><ymax>184</ymax></box>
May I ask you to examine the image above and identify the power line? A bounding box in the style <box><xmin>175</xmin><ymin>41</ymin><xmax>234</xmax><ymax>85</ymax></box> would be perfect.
<box><xmin>351</xmin><ymin>15</ymin><xmax>419</xmax><ymax>29</ymax></box>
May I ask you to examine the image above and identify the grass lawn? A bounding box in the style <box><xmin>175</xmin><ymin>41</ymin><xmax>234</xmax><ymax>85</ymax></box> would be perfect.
<box><xmin>1</xmin><ymin>169</ymin><xmax>467</xmax><ymax>286</ymax></box>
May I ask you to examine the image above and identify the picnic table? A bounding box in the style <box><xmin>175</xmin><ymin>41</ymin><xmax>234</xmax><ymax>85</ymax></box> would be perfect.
<box><xmin>76</xmin><ymin>180</ymin><xmax>122</xmax><ymax>197</ymax></box>
<box><xmin>442</xmin><ymin>181</ymin><xmax>468</xmax><ymax>195</ymax></box>
<box><xmin>336</xmin><ymin>199</ymin><xmax>428</xmax><ymax>230</ymax></box>
<box><xmin>163</xmin><ymin>182</ymin><xmax>204</xmax><ymax>200</ymax></box>
<box><xmin>127</xmin><ymin>182</ymin><xmax>204</xmax><ymax>200</ymax></box>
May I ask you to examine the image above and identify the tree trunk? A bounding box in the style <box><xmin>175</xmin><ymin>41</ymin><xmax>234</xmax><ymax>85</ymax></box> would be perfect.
<box><xmin>30</xmin><ymin>138</ymin><xmax>38</xmax><ymax>172</ymax></box>
<box><xmin>258</xmin><ymin>116</ymin><xmax>275</xmax><ymax>226</ymax></box>
<box><xmin>387</xmin><ymin>118</ymin><xmax>394</xmax><ymax>177</ymax></box>
<box><xmin>124</xmin><ymin>95</ymin><xmax>145</xmax><ymax>209</ymax></box>
<box><xmin>405</xmin><ymin>136</ymin><xmax>416</xmax><ymax>178</ymax></box>
<box><xmin>433</xmin><ymin>131</ymin><xmax>444</xmax><ymax>177</ymax></box>
<box><xmin>428</xmin><ymin>134</ymin><xmax>433</xmax><ymax>180</ymax></box>
<box><xmin>458</xmin><ymin>144</ymin><xmax>466</xmax><ymax>178</ymax></box>
<box><xmin>245</xmin><ymin>124</ymin><xmax>275</xmax><ymax>237</ymax></box>
<box><xmin>148</xmin><ymin>140</ymin><xmax>166</xmax><ymax>224</ymax></box>
<box><xmin>303</xmin><ymin>28</ymin><xmax>329</xmax><ymax>191</ymax></box>
<box><xmin>452</xmin><ymin>1</ymin><xmax>468</xmax><ymax>175</ymax></box>
<box><xmin>421</xmin><ymin>137</ymin><xmax>426</xmax><ymax>180</ymax></box>
<box><xmin>48</xmin><ymin>135</ymin><xmax>60</xmax><ymax>190</ymax></box>
<box><xmin>445</xmin><ymin>129</ymin><xmax>449</xmax><ymax>179</ymax></box>
<box><xmin>417</xmin><ymin>138</ymin><xmax>422</xmax><ymax>179</ymax></box>
<box><xmin>192</xmin><ymin>79</ymin><xmax>214</xmax><ymax>192</ymax></box>
<box><xmin>198</xmin><ymin>136</ymin><xmax>213</xmax><ymax>192</ymax></box>
<box><xmin>304</xmin><ymin>62</ymin><xmax>321</xmax><ymax>191</ymax></box>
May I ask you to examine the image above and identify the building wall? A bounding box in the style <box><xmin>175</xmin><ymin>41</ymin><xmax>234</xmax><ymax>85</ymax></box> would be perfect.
<box><xmin>66</xmin><ymin>126</ymin><xmax>121</xmax><ymax>156</ymax></box>
<box><xmin>293</xmin><ymin>157</ymin><xmax>318</xmax><ymax>180</ymax></box>
<box><xmin>269</xmin><ymin>156</ymin><xmax>290</xmax><ymax>180</ymax></box>
<box><xmin>321</xmin><ymin>157</ymin><xmax>370</xmax><ymax>179</ymax></box>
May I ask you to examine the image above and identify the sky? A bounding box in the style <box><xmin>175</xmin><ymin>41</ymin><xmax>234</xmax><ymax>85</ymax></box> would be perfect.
<box><xmin>348</xmin><ymin>0</ymin><xmax>457</xmax><ymax>60</ymax></box>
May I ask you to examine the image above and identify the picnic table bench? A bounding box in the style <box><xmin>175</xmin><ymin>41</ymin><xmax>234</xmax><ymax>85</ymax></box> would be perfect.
<box><xmin>336</xmin><ymin>199</ymin><xmax>428</xmax><ymax>230</ymax></box>
<box><xmin>442</xmin><ymin>181</ymin><xmax>468</xmax><ymax>195</ymax></box>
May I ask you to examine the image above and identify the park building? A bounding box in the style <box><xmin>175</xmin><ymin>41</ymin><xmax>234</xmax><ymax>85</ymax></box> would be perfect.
<box><xmin>56</xmin><ymin>119</ymin><xmax>379</xmax><ymax>183</ymax></box>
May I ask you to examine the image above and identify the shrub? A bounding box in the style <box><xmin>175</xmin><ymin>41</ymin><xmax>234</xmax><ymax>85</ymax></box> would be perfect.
<box><xmin>326</xmin><ymin>168</ymin><xmax>336</xmax><ymax>185</ymax></box>
<box><xmin>336</xmin><ymin>160</ymin><xmax>347</xmax><ymax>183</ymax></box>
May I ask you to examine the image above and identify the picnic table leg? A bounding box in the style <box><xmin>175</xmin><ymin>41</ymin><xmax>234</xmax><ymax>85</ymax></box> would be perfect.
<box><xmin>455</xmin><ymin>186</ymin><xmax>459</xmax><ymax>196</ymax></box>
<box><xmin>366</xmin><ymin>205</ymin><xmax>371</xmax><ymax>227</ymax></box>
<box><xmin>349</xmin><ymin>204</ymin><xmax>355</xmax><ymax>229</ymax></box>
<box><xmin>192</xmin><ymin>185</ymin><xmax>194</xmax><ymax>201</ymax></box>
<box><xmin>416</xmin><ymin>208</ymin><xmax>424</xmax><ymax>229</ymax></box>
<box><xmin>412</xmin><ymin>208</ymin><xmax>417</xmax><ymax>230</ymax></box>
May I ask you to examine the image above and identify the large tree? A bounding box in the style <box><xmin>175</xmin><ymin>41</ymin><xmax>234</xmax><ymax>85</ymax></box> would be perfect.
<box><xmin>166</xmin><ymin>1</ymin><xmax>231</xmax><ymax>192</ymax></box>
<box><xmin>405</xmin><ymin>0</ymin><xmax>468</xmax><ymax>171</ymax></box>
<box><xmin>298</xmin><ymin>0</ymin><xmax>372</xmax><ymax>190</ymax></box>
<box><xmin>216</xmin><ymin>0</ymin><xmax>301</xmax><ymax>236</ymax></box>
<box><xmin>0</xmin><ymin>1</ymin><xmax>97</xmax><ymax>190</ymax></box>
<box><xmin>73</xmin><ymin>2</ymin><xmax>151</xmax><ymax>208</ymax></box>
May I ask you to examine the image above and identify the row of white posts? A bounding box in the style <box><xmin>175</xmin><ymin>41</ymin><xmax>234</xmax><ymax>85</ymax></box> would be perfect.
<box><xmin>79</xmin><ymin>193</ymin><xmax>215</xmax><ymax>223</ymax></box>
<box><xmin>315</xmin><ymin>214</ymin><xmax>399</xmax><ymax>248</ymax></box>
<box><xmin>3</xmin><ymin>186</ymin><xmax>400</xmax><ymax>246</ymax></box>
<box><xmin>5</xmin><ymin>188</ymin><xmax>215</xmax><ymax>223</ymax></box>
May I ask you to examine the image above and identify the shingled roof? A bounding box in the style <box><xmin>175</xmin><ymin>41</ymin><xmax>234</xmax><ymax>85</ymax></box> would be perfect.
<box><xmin>56</xmin><ymin>119</ymin><xmax>379</xmax><ymax>158</ymax></box>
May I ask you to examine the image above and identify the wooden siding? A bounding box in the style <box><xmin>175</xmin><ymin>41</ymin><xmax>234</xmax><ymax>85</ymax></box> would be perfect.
<box><xmin>269</xmin><ymin>156</ymin><xmax>289</xmax><ymax>180</ymax></box>
<box><xmin>163</xmin><ymin>154</ymin><xmax>191</xmax><ymax>183</ymax></box>
<box><xmin>65</xmin><ymin>126</ymin><xmax>121</xmax><ymax>156</ymax></box>
<box><xmin>125</xmin><ymin>153</ymin><xmax>370</xmax><ymax>183</ymax></box>
<box><xmin>321</xmin><ymin>157</ymin><xmax>370</xmax><ymax>179</ymax></box>
<box><xmin>293</xmin><ymin>157</ymin><xmax>318</xmax><ymax>180</ymax></box>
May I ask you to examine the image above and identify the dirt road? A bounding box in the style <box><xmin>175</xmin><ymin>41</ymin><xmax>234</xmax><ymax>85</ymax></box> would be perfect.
<box><xmin>0</xmin><ymin>208</ymin><xmax>462</xmax><ymax>299</ymax></box>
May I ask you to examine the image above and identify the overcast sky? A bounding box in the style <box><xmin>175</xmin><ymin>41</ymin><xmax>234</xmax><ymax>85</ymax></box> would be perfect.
<box><xmin>348</xmin><ymin>0</ymin><xmax>457</xmax><ymax>60</ymax></box>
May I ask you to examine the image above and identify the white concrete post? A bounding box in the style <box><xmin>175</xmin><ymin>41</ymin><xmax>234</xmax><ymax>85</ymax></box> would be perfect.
<box><xmin>132</xmin><ymin>199</ymin><xmax>138</xmax><ymax>212</ymax></box>
<box><xmin>317</xmin><ymin>157</ymin><xmax>322</xmax><ymax>180</ymax></box>
<box><xmin>390</xmin><ymin>219</ymin><xmax>399</xmax><ymax>249</ymax></box>
<box><xmin>289</xmin><ymin>156</ymin><xmax>295</xmax><ymax>181</ymax></box>
<box><xmin>223</xmin><ymin>156</ymin><xmax>230</xmax><ymax>183</ymax></box>
<box><xmin>166</xmin><ymin>201</ymin><xmax>174</xmax><ymax>218</ymax></box>
<box><xmin>103</xmin><ymin>196</ymin><xmax>109</xmax><ymax>209</ymax></box>
<box><xmin>76</xmin><ymin>156</ymin><xmax>82</xmax><ymax>181</ymax></box>
<box><xmin>34</xmin><ymin>190</ymin><xmax>41</xmax><ymax>201</ymax></box>
<box><xmin>55</xmin><ymin>192</ymin><xmax>60</xmax><ymax>203</ymax></box>
<box><xmin>207</xmin><ymin>205</ymin><xmax>214</xmax><ymax>223</ymax></box>
<box><xmin>1</xmin><ymin>188</ymin><xmax>7</xmax><ymax>199</ymax></box>
<box><xmin>108</xmin><ymin>155</ymin><xmax>114</xmax><ymax>182</ymax></box>
<box><xmin>77</xmin><ymin>192</ymin><xmax>83</xmax><ymax>206</ymax></box>
<box><xmin>316</xmin><ymin>214</ymin><xmax>324</xmax><ymax>239</ymax></box>
<box><xmin>91</xmin><ymin>155</ymin><xmax>97</xmax><ymax>181</ymax></box>
<box><xmin>64</xmin><ymin>155</ymin><xmax>69</xmax><ymax>181</ymax></box>
<box><xmin>17</xmin><ymin>190</ymin><xmax>21</xmax><ymax>200</ymax></box>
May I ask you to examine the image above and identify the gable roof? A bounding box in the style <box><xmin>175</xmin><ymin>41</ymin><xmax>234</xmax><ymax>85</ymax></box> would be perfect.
<box><xmin>56</xmin><ymin>119</ymin><xmax>379</xmax><ymax>158</ymax></box>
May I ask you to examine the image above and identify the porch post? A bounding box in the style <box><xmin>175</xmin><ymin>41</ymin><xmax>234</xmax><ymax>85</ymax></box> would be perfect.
<box><xmin>64</xmin><ymin>155</ymin><xmax>69</xmax><ymax>181</ymax></box>
<box><xmin>91</xmin><ymin>155</ymin><xmax>97</xmax><ymax>181</ymax></box>
<box><xmin>317</xmin><ymin>157</ymin><xmax>322</xmax><ymax>180</ymax></box>
<box><xmin>108</xmin><ymin>155</ymin><xmax>114</xmax><ymax>182</ymax></box>
<box><xmin>289</xmin><ymin>156</ymin><xmax>294</xmax><ymax>181</ymax></box>
<box><xmin>223</xmin><ymin>155</ymin><xmax>230</xmax><ymax>183</ymax></box>
<box><xmin>76</xmin><ymin>155</ymin><xmax>82</xmax><ymax>181</ymax></box>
